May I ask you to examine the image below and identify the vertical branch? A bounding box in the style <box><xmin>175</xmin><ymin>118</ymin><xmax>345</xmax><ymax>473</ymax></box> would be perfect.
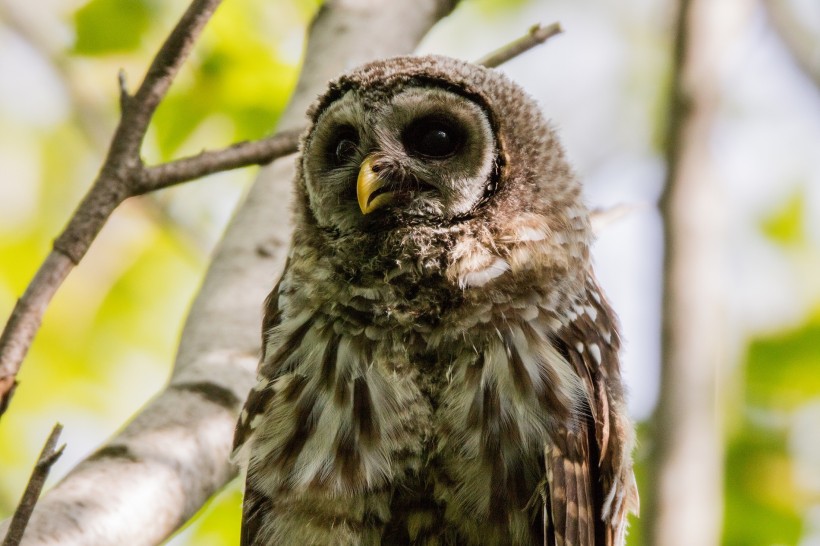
<box><xmin>649</xmin><ymin>0</ymin><xmax>749</xmax><ymax>543</ymax></box>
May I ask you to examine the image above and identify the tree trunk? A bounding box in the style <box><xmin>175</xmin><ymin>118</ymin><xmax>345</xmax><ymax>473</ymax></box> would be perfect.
<box><xmin>649</xmin><ymin>0</ymin><xmax>751</xmax><ymax>544</ymax></box>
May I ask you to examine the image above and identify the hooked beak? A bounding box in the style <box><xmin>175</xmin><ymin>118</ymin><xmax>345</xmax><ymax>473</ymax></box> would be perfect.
<box><xmin>357</xmin><ymin>155</ymin><xmax>395</xmax><ymax>214</ymax></box>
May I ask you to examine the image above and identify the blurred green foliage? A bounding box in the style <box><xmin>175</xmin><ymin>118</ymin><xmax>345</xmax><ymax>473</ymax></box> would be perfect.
<box><xmin>73</xmin><ymin>0</ymin><xmax>154</xmax><ymax>54</ymax></box>
<box><xmin>723</xmin><ymin>312</ymin><xmax>820</xmax><ymax>545</ymax></box>
<box><xmin>721</xmin><ymin>191</ymin><xmax>820</xmax><ymax>546</ymax></box>
<box><xmin>762</xmin><ymin>191</ymin><xmax>806</xmax><ymax>247</ymax></box>
<box><xmin>152</xmin><ymin>0</ymin><xmax>310</xmax><ymax>159</ymax></box>
<box><xmin>746</xmin><ymin>313</ymin><xmax>820</xmax><ymax>411</ymax></box>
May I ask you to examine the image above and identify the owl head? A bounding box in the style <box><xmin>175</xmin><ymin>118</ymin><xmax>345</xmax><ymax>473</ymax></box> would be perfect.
<box><xmin>296</xmin><ymin>55</ymin><xmax>582</xmax><ymax>238</ymax></box>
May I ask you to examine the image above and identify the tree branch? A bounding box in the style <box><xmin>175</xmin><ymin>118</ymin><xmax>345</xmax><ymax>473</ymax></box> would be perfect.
<box><xmin>2</xmin><ymin>424</ymin><xmax>65</xmax><ymax>546</ymax></box>
<box><xmin>0</xmin><ymin>0</ymin><xmax>227</xmax><ymax>414</ymax></box>
<box><xmin>476</xmin><ymin>22</ymin><xmax>562</xmax><ymax>68</ymax></box>
<box><xmin>138</xmin><ymin>128</ymin><xmax>303</xmax><ymax>194</ymax></box>
<box><xmin>115</xmin><ymin>0</ymin><xmax>222</xmax><ymax>158</ymax></box>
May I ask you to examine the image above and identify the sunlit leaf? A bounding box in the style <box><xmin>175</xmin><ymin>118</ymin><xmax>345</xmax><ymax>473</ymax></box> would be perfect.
<box><xmin>761</xmin><ymin>190</ymin><xmax>805</xmax><ymax>246</ymax></box>
<box><xmin>73</xmin><ymin>0</ymin><xmax>155</xmax><ymax>54</ymax></box>
<box><xmin>723</xmin><ymin>424</ymin><xmax>803</xmax><ymax>545</ymax></box>
<box><xmin>167</xmin><ymin>480</ymin><xmax>243</xmax><ymax>545</ymax></box>
<box><xmin>746</xmin><ymin>313</ymin><xmax>820</xmax><ymax>410</ymax></box>
<box><xmin>470</xmin><ymin>0</ymin><xmax>532</xmax><ymax>15</ymax></box>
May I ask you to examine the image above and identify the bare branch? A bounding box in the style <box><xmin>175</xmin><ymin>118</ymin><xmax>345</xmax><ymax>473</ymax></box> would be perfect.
<box><xmin>0</xmin><ymin>0</ymin><xmax>226</xmax><ymax>415</ymax></box>
<box><xmin>118</xmin><ymin>70</ymin><xmax>131</xmax><ymax>112</ymax></box>
<box><xmin>2</xmin><ymin>424</ymin><xmax>65</xmax><ymax>546</ymax></box>
<box><xmin>138</xmin><ymin>128</ymin><xmax>303</xmax><ymax>194</ymax></box>
<box><xmin>0</xmin><ymin>253</ymin><xmax>74</xmax><ymax>414</ymax></box>
<box><xmin>589</xmin><ymin>202</ymin><xmax>648</xmax><ymax>234</ymax></box>
<box><xmin>113</xmin><ymin>0</ymin><xmax>222</xmax><ymax>158</ymax></box>
<box><xmin>477</xmin><ymin>22</ymin><xmax>562</xmax><ymax>68</ymax></box>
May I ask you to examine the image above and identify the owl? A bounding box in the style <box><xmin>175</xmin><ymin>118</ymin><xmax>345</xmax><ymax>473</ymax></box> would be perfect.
<box><xmin>233</xmin><ymin>55</ymin><xmax>638</xmax><ymax>546</ymax></box>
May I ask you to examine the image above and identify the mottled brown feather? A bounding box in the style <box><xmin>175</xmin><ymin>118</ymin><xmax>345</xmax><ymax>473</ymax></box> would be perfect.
<box><xmin>543</xmin><ymin>276</ymin><xmax>634</xmax><ymax>546</ymax></box>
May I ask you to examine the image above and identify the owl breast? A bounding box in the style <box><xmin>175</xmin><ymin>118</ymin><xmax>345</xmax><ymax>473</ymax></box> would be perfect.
<box><xmin>244</xmin><ymin>236</ymin><xmax>586</xmax><ymax>544</ymax></box>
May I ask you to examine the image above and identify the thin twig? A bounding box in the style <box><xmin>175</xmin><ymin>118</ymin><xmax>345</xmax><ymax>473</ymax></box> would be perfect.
<box><xmin>477</xmin><ymin>22</ymin><xmax>562</xmax><ymax>68</ymax></box>
<box><xmin>589</xmin><ymin>202</ymin><xmax>648</xmax><ymax>234</ymax></box>
<box><xmin>2</xmin><ymin>424</ymin><xmax>65</xmax><ymax>546</ymax></box>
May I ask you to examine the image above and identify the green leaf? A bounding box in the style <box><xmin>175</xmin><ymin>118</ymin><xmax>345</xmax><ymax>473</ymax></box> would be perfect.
<box><xmin>73</xmin><ymin>0</ymin><xmax>153</xmax><ymax>55</ymax></box>
<box><xmin>470</xmin><ymin>0</ymin><xmax>532</xmax><ymax>15</ymax></box>
<box><xmin>761</xmin><ymin>190</ymin><xmax>805</xmax><ymax>246</ymax></box>
<box><xmin>746</xmin><ymin>313</ymin><xmax>820</xmax><ymax>410</ymax></box>
<box><xmin>166</xmin><ymin>480</ymin><xmax>243</xmax><ymax>545</ymax></box>
<box><xmin>723</xmin><ymin>424</ymin><xmax>803</xmax><ymax>545</ymax></box>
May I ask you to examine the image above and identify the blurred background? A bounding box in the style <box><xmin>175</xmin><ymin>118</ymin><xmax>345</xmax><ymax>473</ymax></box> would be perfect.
<box><xmin>0</xmin><ymin>0</ymin><xmax>818</xmax><ymax>544</ymax></box>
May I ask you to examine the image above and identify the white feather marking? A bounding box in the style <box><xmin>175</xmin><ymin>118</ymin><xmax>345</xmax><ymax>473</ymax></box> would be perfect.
<box><xmin>601</xmin><ymin>481</ymin><xmax>618</xmax><ymax>520</ymax></box>
<box><xmin>459</xmin><ymin>258</ymin><xmax>510</xmax><ymax>289</ymax></box>
<box><xmin>519</xmin><ymin>305</ymin><xmax>539</xmax><ymax>321</ymax></box>
<box><xmin>240</xmin><ymin>409</ymin><xmax>248</xmax><ymax>424</ymax></box>
<box><xmin>585</xmin><ymin>305</ymin><xmax>598</xmax><ymax>321</ymax></box>
<box><xmin>588</xmin><ymin>343</ymin><xmax>602</xmax><ymax>365</ymax></box>
<box><xmin>544</xmin><ymin>316</ymin><xmax>563</xmax><ymax>330</ymax></box>
<box><xmin>575</xmin><ymin>342</ymin><xmax>584</xmax><ymax>354</ymax></box>
<box><xmin>350</xmin><ymin>285</ymin><xmax>382</xmax><ymax>300</ymax></box>
<box><xmin>515</xmin><ymin>226</ymin><xmax>547</xmax><ymax>242</ymax></box>
<box><xmin>602</xmin><ymin>329</ymin><xmax>612</xmax><ymax>344</ymax></box>
<box><xmin>552</xmin><ymin>231</ymin><xmax>568</xmax><ymax>245</ymax></box>
<box><xmin>590</xmin><ymin>289</ymin><xmax>602</xmax><ymax>304</ymax></box>
<box><xmin>250</xmin><ymin>413</ymin><xmax>264</xmax><ymax>430</ymax></box>
<box><xmin>264</xmin><ymin>310</ymin><xmax>313</xmax><ymax>365</ymax></box>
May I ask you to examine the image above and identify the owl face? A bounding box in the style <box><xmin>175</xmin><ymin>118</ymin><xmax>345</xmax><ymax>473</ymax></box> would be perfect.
<box><xmin>301</xmin><ymin>85</ymin><xmax>498</xmax><ymax>232</ymax></box>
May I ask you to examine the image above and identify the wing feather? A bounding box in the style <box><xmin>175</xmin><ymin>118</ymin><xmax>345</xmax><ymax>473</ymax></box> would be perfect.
<box><xmin>542</xmin><ymin>274</ymin><xmax>638</xmax><ymax>546</ymax></box>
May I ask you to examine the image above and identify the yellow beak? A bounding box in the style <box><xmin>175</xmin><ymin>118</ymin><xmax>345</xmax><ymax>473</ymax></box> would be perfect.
<box><xmin>357</xmin><ymin>155</ymin><xmax>394</xmax><ymax>214</ymax></box>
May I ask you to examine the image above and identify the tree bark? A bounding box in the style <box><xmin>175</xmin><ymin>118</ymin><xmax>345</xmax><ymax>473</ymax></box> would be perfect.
<box><xmin>649</xmin><ymin>0</ymin><xmax>751</xmax><ymax>544</ymax></box>
<box><xmin>0</xmin><ymin>1</ymin><xmax>457</xmax><ymax>544</ymax></box>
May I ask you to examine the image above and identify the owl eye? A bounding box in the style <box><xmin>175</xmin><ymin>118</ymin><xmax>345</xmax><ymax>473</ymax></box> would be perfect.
<box><xmin>328</xmin><ymin>126</ymin><xmax>359</xmax><ymax>166</ymax></box>
<box><xmin>404</xmin><ymin>118</ymin><xmax>463</xmax><ymax>159</ymax></box>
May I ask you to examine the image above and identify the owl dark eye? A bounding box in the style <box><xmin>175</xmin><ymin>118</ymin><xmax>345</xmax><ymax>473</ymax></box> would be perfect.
<box><xmin>403</xmin><ymin>118</ymin><xmax>463</xmax><ymax>159</ymax></box>
<box><xmin>328</xmin><ymin>126</ymin><xmax>359</xmax><ymax>166</ymax></box>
